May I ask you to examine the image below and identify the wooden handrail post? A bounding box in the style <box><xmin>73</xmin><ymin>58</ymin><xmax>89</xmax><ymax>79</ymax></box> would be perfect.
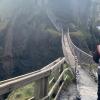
<box><xmin>34</xmin><ymin>76</ymin><xmax>49</xmax><ymax>100</ymax></box>
<box><xmin>54</xmin><ymin>68</ymin><xmax>60</xmax><ymax>81</ymax></box>
<box><xmin>59</xmin><ymin>63</ymin><xmax>64</xmax><ymax>85</ymax></box>
<box><xmin>60</xmin><ymin>64</ymin><xmax>64</xmax><ymax>74</ymax></box>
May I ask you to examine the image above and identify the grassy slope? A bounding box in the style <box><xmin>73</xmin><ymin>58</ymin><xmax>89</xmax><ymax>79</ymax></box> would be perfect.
<box><xmin>8</xmin><ymin>83</ymin><xmax>35</xmax><ymax>100</ymax></box>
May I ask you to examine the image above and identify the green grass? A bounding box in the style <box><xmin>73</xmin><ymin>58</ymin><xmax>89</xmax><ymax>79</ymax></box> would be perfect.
<box><xmin>8</xmin><ymin>83</ymin><xmax>35</xmax><ymax>100</ymax></box>
<box><xmin>63</xmin><ymin>63</ymin><xmax>75</xmax><ymax>84</ymax></box>
<box><xmin>46</xmin><ymin>28</ymin><xmax>61</xmax><ymax>36</ymax></box>
<box><xmin>70</xmin><ymin>30</ymin><xmax>92</xmax><ymax>41</ymax></box>
<box><xmin>70</xmin><ymin>30</ymin><xmax>83</xmax><ymax>37</ymax></box>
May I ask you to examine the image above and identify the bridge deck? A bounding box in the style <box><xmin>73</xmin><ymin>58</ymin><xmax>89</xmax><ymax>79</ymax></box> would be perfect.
<box><xmin>59</xmin><ymin>67</ymin><xmax>97</xmax><ymax>100</ymax></box>
<box><xmin>77</xmin><ymin>66</ymin><xmax>97</xmax><ymax>100</ymax></box>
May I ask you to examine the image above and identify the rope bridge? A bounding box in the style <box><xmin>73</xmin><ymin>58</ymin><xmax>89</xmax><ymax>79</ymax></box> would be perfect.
<box><xmin>47</xmin><ymin>9</ymin><xmax>98</xmax><ymax>99</ymax></box>
<box><xmin>0</xmin><ymin>10</ymin><xmax>98</xmax><ymax>100</ymax></box>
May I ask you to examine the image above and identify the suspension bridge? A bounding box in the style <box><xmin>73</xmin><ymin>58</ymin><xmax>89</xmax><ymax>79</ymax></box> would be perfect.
<box><xmin>0</xmin><ymin>10</ymin><xmax>98</xmax><ymax>100</ymax></box>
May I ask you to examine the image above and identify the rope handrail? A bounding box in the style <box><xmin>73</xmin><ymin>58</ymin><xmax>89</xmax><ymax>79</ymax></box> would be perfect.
<box><xmin>66</xmin><ymin>29</ymin><xmax>96</xmax><ymax>65</ymax></box>
<box><xmin>67</xmin><ymin>29</ymin><xmax>92</xmax><ymax>58</ymax></box>
<box><xmin>64</xmin><ymin>29</ymin><xmax>97</xmax><ymax>81</ymax></box>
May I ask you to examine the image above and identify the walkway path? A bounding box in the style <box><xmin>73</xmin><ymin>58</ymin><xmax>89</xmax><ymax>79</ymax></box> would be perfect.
<box><xmin>61</xmin><ymin>34</ymin><xmax>97</xmax><ymax>100</ymax></box>
<box><xmin>60</xmin><ymin>67</ymin><xmax>97</xmax><ymax>100</ymax></box>
<box><xmin>77</xmin><ymin>66</ymin><xmax>97</xmax><ymax>100</ymax></box>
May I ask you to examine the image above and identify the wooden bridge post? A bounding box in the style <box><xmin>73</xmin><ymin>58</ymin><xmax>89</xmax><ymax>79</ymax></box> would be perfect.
<box><xmin>60</xmin><ymin>64</ymin><xmax>63</xmax><ymax>74</ymax></box>
<box><xmin>54</xmin><ymin>62</ymin><xmax>64</xmax><ymax>81</ymax></box>
<box><xmin>60</xmin><ymin>63</ymin><xmax>64</xmax><ymax>81</ymax></box>
<box><xmin>34</xmin><ymin>76</ymin><xmax>49</xmax><ymax>100</ymax></box>
<box><xmin>50</xmin><ymin>67</ymin><xmax>60</xmax><ymax>98</ymax></box>
<box><xmin>75</xmin><ymin>56</ymin><xmax>78</xmax><ymax>70</ymax></box>
<box><xmin>54</xmin><ymin>68</ymin><xmax>60</xmax><ymax>81</ymax></box>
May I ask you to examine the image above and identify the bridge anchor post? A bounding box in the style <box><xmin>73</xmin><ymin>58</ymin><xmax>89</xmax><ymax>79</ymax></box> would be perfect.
<box><xmin>34</xmin><ymin>76</ymin><xmax>49</xmax><ymax>100</ymax></box>
<box><xmin>59</xmin><ymin>63</ymin><xmax>64</xmax><ymax>84</ymax></box>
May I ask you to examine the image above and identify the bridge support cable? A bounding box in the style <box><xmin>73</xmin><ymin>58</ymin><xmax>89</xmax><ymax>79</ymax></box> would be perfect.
<box><xmin>67</xmin><ymin>29</ymin><xmax>97</xmax><ymax>81</ymax></box>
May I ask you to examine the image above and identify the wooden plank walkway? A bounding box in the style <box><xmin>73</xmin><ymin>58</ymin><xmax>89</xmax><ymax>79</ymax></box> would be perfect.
<box><xmin>77</xmin><ymin>66</ymin><xmax>97</xmax><ymax>100</ymax></box>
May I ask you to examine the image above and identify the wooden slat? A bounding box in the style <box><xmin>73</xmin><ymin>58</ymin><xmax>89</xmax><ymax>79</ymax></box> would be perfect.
<box><xmin>54</xmin><ymin>81</ymin><xmax>65</xmax><ymax>100</ymax></box>
<box><xmin>49</xmin><ymin>77</ymin><xmax>54</xmax><ymax>85</ymax></box>
<box><xmin>34</xmin><ymin>77</ymin><xmax>49</xmax><ymax>100</ymax></box>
